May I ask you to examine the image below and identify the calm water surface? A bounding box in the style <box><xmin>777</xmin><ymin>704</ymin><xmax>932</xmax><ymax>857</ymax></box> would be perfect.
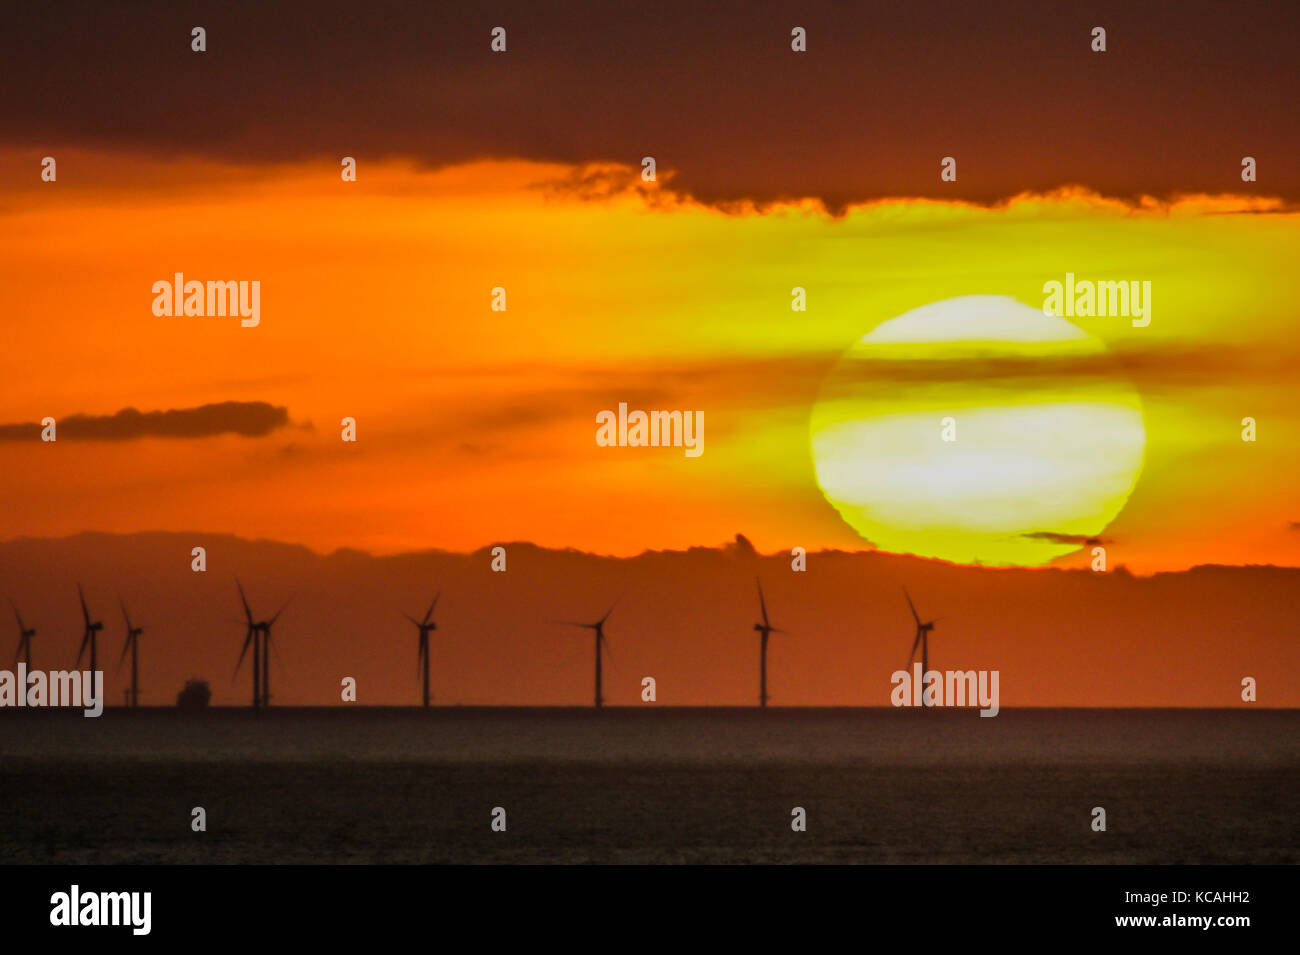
<box><xmin>1</xmin><ymin>708</ymin><xmax>1295</xmax><ymax>863</ymax></box>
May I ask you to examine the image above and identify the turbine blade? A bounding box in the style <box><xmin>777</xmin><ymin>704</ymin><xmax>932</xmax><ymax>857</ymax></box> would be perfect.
<box><xmin>77</xmin><ymin>630</ymin><xmax>90</xmax><ymax>666</ymax></box>
<box><xmin>403</xmin><ymin>612</ymin><xmax>422</xmax><ymax>627</ymax></box>
<box><xmin>598</xmin><ymin>596</ymin><xmax>620</xmax><ymax>626</ymax></box>
<box><xmin>756</xmin><ymin>577</ymin><xmax>770</xmax><ymax>628</ymax></box>
<box><xmin>233</xmin><ymin>627</ymin><xmax>254</xmax><ymax>678</ymax></box>
<box><xmin>118</xmin><ymin>634</ymin><xmax>132</xmax><ymax>670</ymax></box>
<box><xmin>424</xmin><ymin>591</ymin><xmax>441</xmax><ymax>625</ymax></box>
<box><xmin>267</xmin><ymin>597</ymin><xmax>292</xmax><ymax>626</ymax></box>
<box><xmin>9</xmin><ymin>598</ymin><xmax>24</xmax><ymax>633</ymax></box>
<box><xmin>119</xmin><ymin>596</ymin><xmax>132</xmax><ymax>632</ymax></box>
<box><xmin>903</xmin><ymin>587</ymin><xmax>921</xmax><ymax>627</ymax></box>
<box><xmin>78</xmin><ymin>584</ymin><xmax>91</xmax><ymax>627</ymax></box>
<box><xmin>907</xmin><ymin>626</ymin><xmax>923</xmax><ymax>667</ymax></box>
<box><xmin>547</xmin><ymin>619</ymin><xmax>593</xmax><ymax>629</ymax></box>
<box><xmin>236</xmin><ymin>579</ymin><xmax>254</xmax><ymax>625</ymax></box>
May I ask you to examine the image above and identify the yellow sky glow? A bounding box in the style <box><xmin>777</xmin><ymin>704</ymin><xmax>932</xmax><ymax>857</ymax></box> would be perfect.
<box><xmin>0</xmin><ymin>151</ymin><xmax>1296</xmax><ymax>572</ymax></box>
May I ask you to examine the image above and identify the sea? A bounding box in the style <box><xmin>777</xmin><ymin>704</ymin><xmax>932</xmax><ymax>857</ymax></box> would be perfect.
<box><xmin>1</xmin><ymin>707</ymin><xmax>1295</xmax><ymax>864</ymax></box>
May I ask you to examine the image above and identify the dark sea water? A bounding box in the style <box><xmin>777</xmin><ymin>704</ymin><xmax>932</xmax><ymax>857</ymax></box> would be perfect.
<box><xmin>1</xmin><ymin>708</ymin><xmax>1296</xmax><ymax>864</ymax></box>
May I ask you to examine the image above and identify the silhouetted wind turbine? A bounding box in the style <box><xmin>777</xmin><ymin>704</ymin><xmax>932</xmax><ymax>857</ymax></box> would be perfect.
<box><xmin>234</xmin><ymin>580</ymin><xmax>261</xmax><ymax>709</ymax></box>
<box><xmin>752</xmin><ymin>578</ymin><xmax>788</xmax><ymax>708</ymax></box>
<box><xmin>554</xmin><ymin>600</ymin><xmax>618</xmax><ymax>708</ymax></box>
<box><xmin>9</xmin><ymin>599</ymin><xmax>35</xmax><ymax>670</ymax></box>
<box><xmin>904</xmin><ymin>588</ymin><xmax>940</xmax><ymax>707</ymax></box>
<box><xmin>118</xmin><ymin>597</ymin><xmax>144</xmax><ymax>708</ymax></box>
<box><xmin>259</xmin><ymin>599</ymin><xmax>289</xmax><ymax>709</ymax></box>
<box><xmin>403</xmin><ymin>592</ymin><xmax>440</xmax><ymax>707</ymax></box>
<box><xmin>76</xmin><ymin>584</ymin><xmax>103</xmax><ymax>676</ymax></box>
<box><xmin>233</xmin><ymin>579</ymin><xmax>287</xmax><ymax>710</ymax></box>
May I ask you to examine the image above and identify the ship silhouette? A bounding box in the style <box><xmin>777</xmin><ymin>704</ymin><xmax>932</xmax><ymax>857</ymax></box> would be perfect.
<box><xmin>176</xmin><ymin>678</ymin><xmax>212</xmax><ymax>710</ymax></box>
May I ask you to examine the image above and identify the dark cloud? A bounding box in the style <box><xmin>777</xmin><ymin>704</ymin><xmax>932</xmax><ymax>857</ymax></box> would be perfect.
<box><xmin>532</xmin><ymin>165</ymin><xmax>680</xmax><ymax>208</ymax></box>
<box><xmin>418</xmin><ymin>358</ymin><xmax>834</xmax><ymax>448</ymax></box>
<box><xmin>725</xmin><ymin>533</ymin><xmax>758</xmax><ymax>557</ymax></box>
<box><xmin>819</xmin><ymin>343</ymin><xmax>1299</xmax><ymax>394</ymax></box>
<box><xmin>415</xmin><ymin>341</ymin><xmax>1292</xmax><ymax>454</ymax></box>
<box><xmin>0</xmin><ymin>402</ymin><xmax>291</xmax><ymax>442</ymax></box>
<box><xmin>1022</xmin><ymin>532</ymin><xmax>1109</xmax><ymax>546</ymax></box>
<box><xmin>4</xmin><ymin>1</ymin><xmax>1298</xmax><ymax>207</ymax></box>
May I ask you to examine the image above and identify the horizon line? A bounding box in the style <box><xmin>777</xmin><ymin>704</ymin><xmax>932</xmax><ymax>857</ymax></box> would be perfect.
<box><xmin>2</xmin><ymin>704</ymin><xmax>1294</xmax><ymax>713</ymax></box>
<box><xmin>3</xmin><ymin>528</ymin><xmax>1298</xmax><ymax>578</ymax></box>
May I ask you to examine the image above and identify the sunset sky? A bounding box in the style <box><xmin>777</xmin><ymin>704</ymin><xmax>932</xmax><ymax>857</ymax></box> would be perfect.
<box><xmin>0</xmin><ymin>2</ymin><xmax>1297</xmax><ymax>709</ymax></box>
<box><xmin>1</xmin><ymin>153</ymin><xmax>1296</xmax><ymax>572</ymax></box>
<box><xmin>1</xmin><ymin>3</ymin><xmax>1298</xmax><ymax>572</ymax></box>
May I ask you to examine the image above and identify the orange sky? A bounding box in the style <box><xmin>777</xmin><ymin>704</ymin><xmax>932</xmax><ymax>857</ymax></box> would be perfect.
<box><xmin>1</xmin><ymin>150</ymin><xmax>1297</xmax><ymax>574</ymax></box>
<box><xmin>2</xmin><ymin>1</ymin><xmax>1298</xmax><ymax>712</ymax></box>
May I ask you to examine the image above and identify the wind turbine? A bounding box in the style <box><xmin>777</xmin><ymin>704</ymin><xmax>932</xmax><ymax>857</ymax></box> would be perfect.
<box><xmin>554</xmin><ymin>600</ymin><xmax>618</xmax><ymax>708</ymax></box>
<box><xmin>752</xmin><ymin>578</ymin><xmax>788</xmax><ymax>708</ymax></box>
<box><xmin>76</xmin><ymin>584</ymin><xmax>103</xmax><ymax>676</ymax></box>
<box><xmin>904</xmin><ymin>588</ymin><xmax>939</xmax><ymax>707</ymax></box>
<box><xmin>9</xmin><ymin>599</ymin><xmax>35</xmax><ymax>670</ymax></box>
<box><xmin>234</xmin><ymin>579</ymin><xmax>289</xmax><ymax>710</ymax></box>
<box><xmin>259</xmin><ymin>601</ymin><xmax>289</xmax><ymax>710</ymax></box>
<box><xmin>234</xmin><ymin>580</ymin><xmax>261</xmax><ymax>709</ymax></box>
<box><xmin>403</xmin><ymin>592</ymin><xmax>440</xmax><ymax>707</ymax></box>
<box><xmin>118</xmin><ymin>598</ymin><xmax>144</xmax><ymax>708</ymax></box>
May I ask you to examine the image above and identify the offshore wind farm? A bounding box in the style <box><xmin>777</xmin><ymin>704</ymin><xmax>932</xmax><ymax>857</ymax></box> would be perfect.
<box><xmin>2</xmin><ymin>0</ymin><xmax>1298</xmax><ymax>909</ymax></box>
<box><xmin>0</xmin><ymin>531</ymin><xmax>1296</xmax><ymax>863</ymax></box>
<box><xmin>1</xmin><ymin>530</ymin><xmax>1296</xmax><ymax>711</ymax></box>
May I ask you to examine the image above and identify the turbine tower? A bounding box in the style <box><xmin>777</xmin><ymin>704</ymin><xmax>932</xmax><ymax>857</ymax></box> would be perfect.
<box><xmin>9</xmin><ymin>599</ymin><xmax>35</xmax><ymax>670</ymax></box>
<box><xmin>402</xmin><ymin>592</ymin><xmax>440</xmax><ymax>707</ymax></box>
<box><xmin>235</xmin><ymin>580</ymin><xmax>262</xmax><ymax>710</ymax></box>
<box><xmin>118</xmin><ymin>597</ymin><xmax>144</xmax><ymax>708</ymax></box>
<box><xmin>76</xmin><ymin>584</ymin><xmax>103</xmax><ymax>676</ymax></box>
<box><xmin>904</xmin><ymin>588</ymin><xmax>939</xmax><ymax>707</ymax></box>
<box><xmin>752</xmin><ymin>578</ymin><xmax>787</xmax><ymax>708</ymax></box>
<box><xmin>234</xmin><ymin>580</ymin><xmax>289</xmax><ymax>710</ymax></box>
<box><xmin>555</xmin><ymin>600</ymin><xmax>618</xmax><ymax>708</ymax></box>
<box><xmin>259</xmin><ymin>604</ymin><xmax>289</xmax><ymax>709</ymax></box>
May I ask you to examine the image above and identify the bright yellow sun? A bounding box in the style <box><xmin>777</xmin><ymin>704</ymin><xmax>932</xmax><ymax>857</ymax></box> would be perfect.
<box><xmin>809</xmin><ymin>295</ymin><xmax>1146</xmax><ymax>566</ymax></box>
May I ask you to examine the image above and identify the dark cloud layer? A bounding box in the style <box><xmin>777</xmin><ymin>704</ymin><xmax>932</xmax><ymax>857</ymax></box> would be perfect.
<box><xmin>666</xmin><ymin>344</ymin><xmax>1291</xmax><ymax>400</ymax></box>
<box><xmin>0</xmin><ymin>402</ymin><xmax>290</xmax><ymax>441</ymax></box>
<box><xmin>421</xmin><ymin>340</ymin><xmax>1293</xmax><ymax>443</ymax></box>
<box><xmin>1022</xmin><ymin>532</ymin><xmax>1109</xmax><ymax>546</ymax></box>
<box><xmin>4</xmin><ymin>1</ymin><xmax>1298</xmax><ymax>207</ymax></box>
